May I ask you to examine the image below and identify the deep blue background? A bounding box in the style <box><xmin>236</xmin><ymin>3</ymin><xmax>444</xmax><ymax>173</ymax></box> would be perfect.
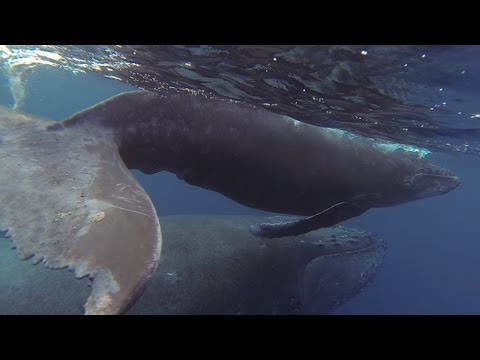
<box><xmin>1</xmin><ymin>67</ymin><xmax>479</xmax><ymax>314</ymax></box>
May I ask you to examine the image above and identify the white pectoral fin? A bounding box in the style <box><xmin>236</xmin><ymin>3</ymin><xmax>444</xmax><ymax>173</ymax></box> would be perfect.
<box><xmin>0</xmin><ymin>109</ymin><xmax>161</xmax><ymax>314</ymax></box>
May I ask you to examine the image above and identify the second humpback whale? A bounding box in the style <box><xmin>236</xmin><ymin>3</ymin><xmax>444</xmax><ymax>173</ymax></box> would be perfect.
<box><xmin>0</xmin><ymin>215</ymin><xmax>386</xmax><ymax>315</ymax></box>
<box><xmin>0</xmin><ymin>90</ymin><xmax>459</xmax><ymax>314</ymax></box>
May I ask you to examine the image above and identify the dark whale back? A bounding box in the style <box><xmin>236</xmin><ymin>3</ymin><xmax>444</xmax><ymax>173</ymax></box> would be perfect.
<box><xmin>57</xmin><ymin>90</ymin><xmax>460</xmax><ymax>217</ymax></box>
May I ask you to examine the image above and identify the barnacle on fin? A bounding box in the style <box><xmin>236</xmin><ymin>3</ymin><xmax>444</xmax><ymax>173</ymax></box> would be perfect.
<box><xmin>90</xmin><ymin>211</ymin><xmax>106</xmax><ymax>222</ymax></box>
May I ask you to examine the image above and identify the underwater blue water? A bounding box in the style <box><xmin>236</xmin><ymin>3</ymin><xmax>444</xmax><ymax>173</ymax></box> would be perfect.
<box><xmin>1</xmin><ymin>66</ymin><xmax>479</xmax><ymax>314</ymax></box>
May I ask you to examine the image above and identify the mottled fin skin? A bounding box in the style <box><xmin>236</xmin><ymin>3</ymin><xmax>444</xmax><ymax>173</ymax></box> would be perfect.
<box><xmin>0</xmin><ymin>106</ymin><xmax>161</xmax><ymax>315</ymax></box>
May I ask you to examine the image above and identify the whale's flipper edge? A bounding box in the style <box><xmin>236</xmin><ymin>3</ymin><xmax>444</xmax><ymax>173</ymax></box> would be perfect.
<box><xmin>249</xmin><ymin>202</ymin><xmax>369</xmax><ymax>238</ymax></box>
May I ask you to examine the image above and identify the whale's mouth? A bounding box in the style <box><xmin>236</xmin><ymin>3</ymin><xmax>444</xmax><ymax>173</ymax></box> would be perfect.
<box><xmin>300</xmin><ymin>227</ymin><xmax>387</xmax><ymax>314</ymax></box>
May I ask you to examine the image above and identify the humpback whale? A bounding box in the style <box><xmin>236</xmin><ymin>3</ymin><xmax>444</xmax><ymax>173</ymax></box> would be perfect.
<box><xmin>54</xmin><ymin>91</ymin><xmax>459</xmax><ymax>237</ymax></box>
<box><xmin>0</xmin><ymin>90</ymin><xmax>459</xmax><ymax>314</ymax></box>
<box><xmin>0</xmin><ymin>215</ymin><xmax>386</xmax><ymax>315</ymax></box>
